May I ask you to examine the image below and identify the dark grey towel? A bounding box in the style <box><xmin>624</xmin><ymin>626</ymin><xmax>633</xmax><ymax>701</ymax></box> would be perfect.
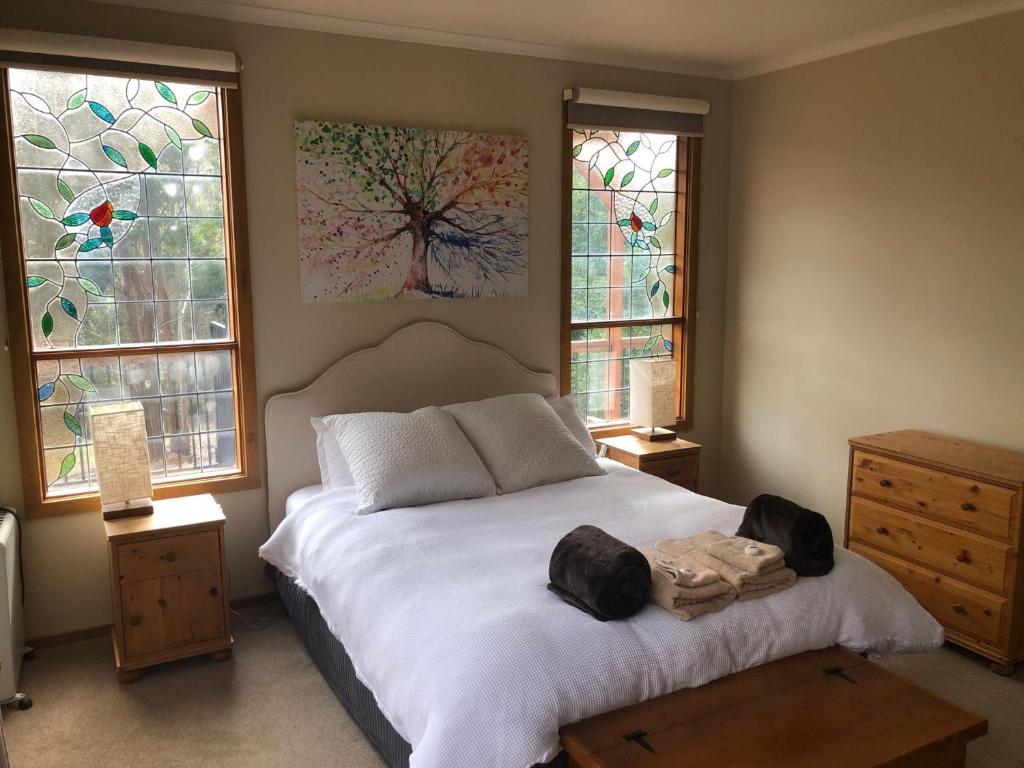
<box><xmin>547</xmin><ymin>525</ymin><xmax>651</xmax><ymax>621</ymax></box>
<box><xmin>737</xmin><ymin>494</ymin><xmax>834</xmax><ymax>577</ymax></box>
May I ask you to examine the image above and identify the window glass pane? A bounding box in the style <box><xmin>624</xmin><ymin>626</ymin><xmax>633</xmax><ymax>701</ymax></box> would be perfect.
<box><xmin>570</xmin><ymin>129</ymin><xmax>679</xmax><ymax>321</ymax></box>
<box><xmin>568</xmin><ymin>324</ymin><xmax>674</xmax><ymax>426</ymax></box>
<box><xmin>9</xmin><ymin>69</ymin><xmax>231</xmax><ymax>350</ymax></box>
<box><xmin>35</xmin><ymin>351</ymin><xmax>238</xmax><ymax>495</ymax></box>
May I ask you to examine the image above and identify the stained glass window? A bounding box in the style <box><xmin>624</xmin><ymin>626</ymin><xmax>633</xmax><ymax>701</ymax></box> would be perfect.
<box><xmin>7</xmin><ymin>68</ymin><xmax>242</xmax><ymax>497</ymax></box>
<box><xmin>568</xmin><ymin>129</ymin><xmax>690</xmax><ymax>425</ymax></box>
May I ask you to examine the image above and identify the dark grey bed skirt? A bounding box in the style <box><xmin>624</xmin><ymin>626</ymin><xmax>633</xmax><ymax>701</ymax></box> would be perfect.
<box><xmin>269</xmin><ymin>565</ymin><xmax>565</xmax><ymax>768</ymax></box>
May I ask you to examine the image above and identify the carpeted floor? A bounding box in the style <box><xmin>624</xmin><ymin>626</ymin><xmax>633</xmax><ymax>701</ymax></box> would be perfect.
<box><xmin>4</xmin><ymin>603</ymin><xmax>1022</xmax><ymax>767</ymax></box>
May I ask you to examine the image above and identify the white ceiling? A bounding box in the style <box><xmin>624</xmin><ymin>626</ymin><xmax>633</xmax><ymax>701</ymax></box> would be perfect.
<box><xmin>99</xmin><ymin>0</ymin><xmax>1023</xmax><ymax>78</ymax></box>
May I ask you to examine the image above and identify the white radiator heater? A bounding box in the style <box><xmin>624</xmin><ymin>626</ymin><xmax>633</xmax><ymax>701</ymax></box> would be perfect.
<box><xmin>0</xmin><ymin>509</ymin><xmax>29</xmax><ymax>710</ymax></box>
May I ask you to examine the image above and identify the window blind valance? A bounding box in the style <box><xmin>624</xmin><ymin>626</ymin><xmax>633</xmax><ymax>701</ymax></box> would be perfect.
<box><xmin>563</xmin><ymin>87</ymin><xmax>708</xmax><ymax>135</ymax></box>
<box><xmin>0</xmin><ymin>29</ymin><xmax>240</xmax><ymax>88</ymax></box>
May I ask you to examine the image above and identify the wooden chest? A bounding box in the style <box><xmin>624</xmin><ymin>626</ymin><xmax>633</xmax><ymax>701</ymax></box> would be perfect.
<box><xmin>561</xmin><ymin>647</ymin><xmax>986</xmax><ymax>767</ymax></box>
<box><xmin>105</xmin><ymin>495</ymin><xmax>233</xmax><ymax>682</ymax></box>
<box><xmin>845</xmin><ymin>429</ymin><xmax>1024</xmax><ymax>675</ymax></box>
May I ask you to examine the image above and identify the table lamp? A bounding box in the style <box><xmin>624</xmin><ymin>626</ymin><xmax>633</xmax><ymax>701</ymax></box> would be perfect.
<box><xmin>90</xmin><ymin>401</ymin><xmax>154</xmax><ymax>520</ymax></box>
<box><xmin>628</xmin><ymin>358</ymin><xmax>676</xmax><ymax>441</ymax></box>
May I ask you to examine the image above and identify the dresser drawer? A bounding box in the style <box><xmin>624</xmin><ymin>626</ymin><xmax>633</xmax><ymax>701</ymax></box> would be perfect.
<box><xmin>851</xmin><ymin>450</ymin><xmax>1017</xmax><ymax>540</ymax></box>
<box><xmin>849</xmin><ymin>497</ymin><xmax>1010</xmax><ymax>593</ymax></box>
<box><xmin>118</xmin><ymin>530</ymin><xmax>221</xmax><ymax>583</ymax></box>
<box><xmin>643</xmin><ymin>454</ymin><xmax>698</xmax><ymax>489</ymax></box>
<box><xmin>850</xmin><ymin>543</ymin><xmax>1006</xmax><ymax>647</ymax></box>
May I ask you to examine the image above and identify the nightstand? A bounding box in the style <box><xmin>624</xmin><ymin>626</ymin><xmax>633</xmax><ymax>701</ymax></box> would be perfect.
<box><xmin>597</xmin><ymin>435</ymin><xmax>701</xmax><ymax>491</ymax></box>
<box><xmin>105</xmin><ymin>494</ymin><xmax>233</xmax><ymax>682</ymax></box>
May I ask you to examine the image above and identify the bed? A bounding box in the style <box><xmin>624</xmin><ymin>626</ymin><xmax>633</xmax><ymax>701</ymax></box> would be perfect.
<box><xmin>260</xmin><ymin>321</ymin><xmax>943</xmax><ymax>768</ymax></box>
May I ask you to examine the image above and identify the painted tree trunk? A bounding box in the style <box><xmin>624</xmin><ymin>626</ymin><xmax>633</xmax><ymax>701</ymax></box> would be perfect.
<box><xmin>402</xmin><ymin>223</ymin><xmax>431</xmax><ymax>294</ymax></box>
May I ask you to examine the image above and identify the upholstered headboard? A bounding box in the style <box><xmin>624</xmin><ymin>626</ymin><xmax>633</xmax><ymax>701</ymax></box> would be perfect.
<box><xmin>264</xmin><ymin>321</ymin><xmax>558</xmax><ymax>532</ymax></box>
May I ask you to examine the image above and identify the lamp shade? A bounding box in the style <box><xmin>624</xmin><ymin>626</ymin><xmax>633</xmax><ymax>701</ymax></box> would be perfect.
<box><xmin>629</xmin><ymin>359</ymin><xmax>676</xmax><ymax>428</ymax></box>
<box><xmin>90</xmin><ymin>401</ymin><xmax>152</xmax><ymax>514</ymax></box>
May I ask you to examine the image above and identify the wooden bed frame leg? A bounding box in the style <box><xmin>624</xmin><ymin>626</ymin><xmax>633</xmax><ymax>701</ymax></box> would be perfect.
<box><xmin>989</xmin><ymin>661</ymin><xmax>1015</xmax><ymax>677</ymax></box>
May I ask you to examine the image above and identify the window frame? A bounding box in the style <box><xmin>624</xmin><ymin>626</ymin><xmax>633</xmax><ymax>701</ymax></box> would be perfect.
<box><xmin>0</xmin><ymin>68</ymin><xmax>260</xmax><ymax>518</ymax></box>
<box><xmin>560</xmin><ymin>112</ymin><xmax>702</xmax><ymax>437</ymax></box>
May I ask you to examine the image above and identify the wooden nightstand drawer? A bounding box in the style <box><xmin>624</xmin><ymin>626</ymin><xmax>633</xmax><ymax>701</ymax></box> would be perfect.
<box><xmin>597</xmin><ymin>435</ymin><xmax>701</xmax><ymax>492</ymax></box>
<box><xmin>122</xmin><ymin>567</ymin><xmax>227</xmax><ymax>657</ymax></box>
<box><xmin>118</xmin><ymin>530</ymin><xmax>221</xmax><ymax>583</ymax></box>
<box><xmin>644</xmin><ymin>455</ymin><xmax>699</xmax><ymax>488</ymax></box>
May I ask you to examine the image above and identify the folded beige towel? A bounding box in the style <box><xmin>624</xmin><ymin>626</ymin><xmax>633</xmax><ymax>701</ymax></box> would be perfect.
<box><xmin>640</xmin><ymin>549</ymin><xmax>734</xmax><ymax>601</ymax></box>
<box><xmin>655</xmin><ymin>532</ymin><xmax>797</xmax><ymax>598</ymax></box>
<box><xmin>648</xmin><ymin>569</ymin><xmax>737</xmax><ymax>621</ymax></box>
<box><xmin>639</xmin><ymin>547</ymin><xmax>719</xmax><ymax>587</ymax></box>
<box><xmin>703</xmin><ymin>533</ymin><xmax>785</xmax><ymax>576</ymax></box>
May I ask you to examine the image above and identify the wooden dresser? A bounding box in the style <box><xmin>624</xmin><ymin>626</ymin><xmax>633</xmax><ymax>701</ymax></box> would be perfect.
<box><xmin>845</xmin><ymin>430</ymin><xmax>1024</xmax><ymax>675</ymax></box>
<box><xmin>106</xmin><ymin>494</ymin><xmax>233</xmax><ymax>682</ymax></box>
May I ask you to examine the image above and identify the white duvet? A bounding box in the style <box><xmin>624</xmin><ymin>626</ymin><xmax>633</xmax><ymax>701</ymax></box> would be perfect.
<box><xmin>260</xmin><ymin>459</ymin><xmax>943</xmax><ymax>768</ymax></box>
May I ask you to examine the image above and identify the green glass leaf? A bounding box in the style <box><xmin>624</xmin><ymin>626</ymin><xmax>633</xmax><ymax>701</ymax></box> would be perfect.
<box><xmin>56</xmin><ymin>452</ymin><xmax>77</xmax><ymax>480</ymax></box>
<box><xmin>55</xmin><ymin>233</ymin><xmax>77</xmax><ymax>251</ymax></box>
<box><xmin>66</xmin><ymin>374</ymin><xmax>95</xmax><ymax>393</ymax></box>
<box><xmin>77</xmin><ymin>277</ymin><xmax>102</xmax><ymax>296</ymax></box>
<box><xmin>602</xmin><ymin>167</ymin><xmax>614</xmax><ymax>187</ymax></box>
<box><xmin>664</xmin><ymin>264</ymin><xmax>676</xmax><ymax>273</ymax></box>
<box><xmin>621</xmin><ymin>171</ymin><xmax>634</xmax><ymax>187</ymax></box>
<box><xmin>61</xmin><ymin>212</ymin><xmax>90</xmax><ymax>226</ymax></box>
<box><xmin>41</xmin><ymin>312</ymin><xmax>53</xmax><ymax>337</ymax></box>
<box><xmin>625</xmin><ymin>140</ymin><xmax>640</xmax><ymax>156</ymax></box>
<box><xmin>87</xmin><ymin>101</ymin><xmax>115</xmax><ymax>124</ymax></box>
<box><xmin>67</xmin><ymin>89</ymin><xmax>87</xmax><ymax>110</ymax></box>
<box><xmin>656</xmin><ymin>168</ymin><xmax>673</xmax><ymax>179</ymax></box>
<box><xmin>57</xmin><ymin>178</ymin><xmax>74</xmax><ymax>203</ymax></box>
<box><xmin>100</xmin><ymin>226</ymin><xmax>113</xmax><ymax>248</ymax></box>
<box><xmin>63</xmin><ymin>411</ymin><xmax>83</xmax><ymax>437</ymax></box>
<box><xmin>651</xmin><ymin>281</ymin><xmax>661</xmax><ymax>297</ymax></box>
<box><xmin>102</xmin><ymin>144</ymin><xmax>127</xmax><ymax>168</ymax></box>
<box><xmin>78</xmin><ymin>238</ymin><xmax>103</xmax><ymax>253</ymax></box>
<box><xmin>26</xmin><ymin>275</ymin><xmax>46</xmax><ymax>288</ymax></box>
<box><xmin>187</xmin><ymin>90</ymin><xmax>211</xmax><ymax>106</ymax></box>
<box><xmin>663</xmin><ymin>290</ymin><xmax>670</xmax><ymax>309</ymax></box>
<box><xmin>155</xmin><ymin>82</ymin><xmax>177</xmax><ymax>105</ymax></box>
<box><xmin>138</xmin><ymin>142</ymin><xmax>158</xmax><ymax>170</ymax></box>
<box><xmin>637</xmin><ymin>267</ymin><xmax>651</xmax><ymax>281</ymax></box>
<box><xmin>642</xmin><ymin>221</ymin><xmax>656</xmax><ymax>232</ymax></box>
<box><xmin>642</xmin><ymin>336</ymin><xmax>658</xmax><ymax>352</ymax></box>
<box><xmin>165</xmin><ymin>125</ymin><xmax>182</xmax><ymax>151</ymax></box>
<box><xmin>571</xmin><ymin>144</ymin><xmax>582</xmax><ymax>158</ymax></box>
<box><xmin>23</xmin><ymin>134</ymin><xmax>56</xmax><ymax>150</ymax></box>
<box><xmin>649</xmin><ymin>198</ymin><xmax>659</xmax><ymax>215</ymax></box>
<box><xmin>617</xmin><ymin>219</ymin><xmax>631</xmax><ymax>227</ymax></box>
<box><xmin>649</xmin><ymin>236</ymin><xmax>662</xmax><ymax>250</ymax></box>
<box><xmin>28</xmin><ymin>197</ymin><xmax>54</xmax><ymax>219</ymax></box>
<box><xmin>112</xmin><ymin>210</ymin><xmax>138</xmax><ymax>221</ymax></box>
<box><xmin>635</xmin><ymin>240</ymin><xmax>650</xmax><ymax>251</ymax></box>
<box><xmin>192</xmin><ymin>118</ymin><xmax>213</xmax><ymax>139</ymax></box>
<box><xmin>60</xmin><ymin>297</ymin><xmax>78</xmax><ymax>320</ymax></box>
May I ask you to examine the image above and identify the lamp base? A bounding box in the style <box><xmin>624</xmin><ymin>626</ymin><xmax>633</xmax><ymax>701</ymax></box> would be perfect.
<box><xmin>102</xmin><ymin>499</ymin><xmax>154</xmax><ymax>521</ymax></box>
<box><xmin>631</xmin><ymin>427</ymin><xmax>676</xmax><ymax>442</ymax></box>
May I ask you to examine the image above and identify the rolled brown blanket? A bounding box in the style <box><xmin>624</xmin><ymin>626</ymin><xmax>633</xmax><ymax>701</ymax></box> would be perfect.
<box><xmin>548</xmin><ymin>525</ymin><xmax>651</xmax><ymax>620</ymax></box>
<box><xmin>737</xmin><ymin>494</ymin><xmax>834</xmax><ymax>577</ymax></box>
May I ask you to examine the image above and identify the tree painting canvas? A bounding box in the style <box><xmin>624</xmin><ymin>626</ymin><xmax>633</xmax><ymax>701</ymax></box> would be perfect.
<box><xmin>295</xmin><ymin>121</ymin><xmax>529</xmax><ymax>301</ymax></box>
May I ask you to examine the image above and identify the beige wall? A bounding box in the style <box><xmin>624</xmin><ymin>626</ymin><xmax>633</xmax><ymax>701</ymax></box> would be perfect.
<box><xmin>0</xmin><ymin>2</ymin><xmax>733</xmax><ymax>637</ymax></box>
<box><xmin>722</xmin><ymin>12</ymin><xmax>1024</xmax><ymax>535</ymax></box>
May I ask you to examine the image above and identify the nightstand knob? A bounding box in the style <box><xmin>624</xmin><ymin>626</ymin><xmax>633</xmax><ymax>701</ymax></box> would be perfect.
<box><xmin>961</xmin><ymin>502</ymin><xmax>976</xmax><ymax>512</ymax></box>
<box><xmin>157</xmin><ymin>598</ymin><xmax>167</xmax><ymax>608</ymax></box>
<box><xmin>209</xmin><ymin>587</ymin><xmax>219</xmax><ymax>597</ymax></box>
<box><xmin>129</xmin><ymin>615</ymin><xmax>141</xmax><ymax>626</ymax></box>
<box><xmin>164</xmin><ymin>551</ymin><xmax>176</xmax><ymax>563</ymax></box>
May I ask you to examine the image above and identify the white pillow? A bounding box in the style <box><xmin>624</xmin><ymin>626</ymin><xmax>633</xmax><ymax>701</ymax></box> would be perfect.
<box><xmin>323</xmin><ymin>406</ymin><xmax>495</xmax><ymax>514</ymax></box>
<box><xmin>547</xmin><ymin>394</ymin><xmax>596</xmax><ymax>455</ymax></box>
<box><xmin>311</xmin><ymin>417</ymin><xmax>354</xmax><ymax>489</ymax></box>
<box><xmin>444</xmin><ymin>393</ymin><xmax>605</xmax><ymax>494</ymax></box>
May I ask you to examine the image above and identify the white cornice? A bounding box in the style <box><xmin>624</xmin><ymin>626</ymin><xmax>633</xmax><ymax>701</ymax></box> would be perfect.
<box><xmin>91</xmin><ymin>0</ymin><xmax>1024</xmax><ymax>82</ymax></box>
<box><xmin>733</xmin><ymin>0</ymin><xmax>1024</xmax><ymax>80</ymax></box>
<box><xmin>93</xmin><ymin>0</ymin><xmax>733</xmax><ymax>80</ymax></box>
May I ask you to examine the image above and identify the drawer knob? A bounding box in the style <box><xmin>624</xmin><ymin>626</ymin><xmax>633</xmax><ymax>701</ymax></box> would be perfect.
<box><xmin>209</xmin><ymin>587</ymin><xmax>219</xmax><ymax>597</ymax></box>
<box><xmin>164</xmin><ymin>551</ymin><xmax>176</xmax><ymax>563</ymax></box>
<box><xmin>956</xmin><ymin>549</ymin><xmax>972</xmax><ymax>564</ymax></box>
<box><xmin>952</xmin><ymin>604</ymin><xmax>967</xmax><ymax>615</ymax></box>
<box><xmin>878</xmin><ymin>479</ymin><xmax>893</xmax><ymax>488</ymax></box>
<box><xmin>157</xmin><ymin>598</ymin><xmax>167</xmax><ymax>608</ymax></box>
<box><xmin>875</xmin><ymin>526</ymin><xmax>890</xmax><ymax>535</ymax></box>
<box><xmin>129</xmin><ymin>615</ymin><xmax>141</xmax><ymax>626</ymax></box>
<box><xmin>961</xmin><ymin>502</ymin><xmax>976</xmax><ymax>512</ymax></box>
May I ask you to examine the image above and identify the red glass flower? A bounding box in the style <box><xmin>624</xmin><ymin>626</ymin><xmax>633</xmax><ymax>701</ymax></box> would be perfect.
<box><xmin>629</xmin><ymin>212</ymin><xmax>643</xmax><ymax>232</ymax></box>
<box><xmin>89</xmin><ymin>201</ymin><xmax>113</xmax><ymax>227</ymax></box>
